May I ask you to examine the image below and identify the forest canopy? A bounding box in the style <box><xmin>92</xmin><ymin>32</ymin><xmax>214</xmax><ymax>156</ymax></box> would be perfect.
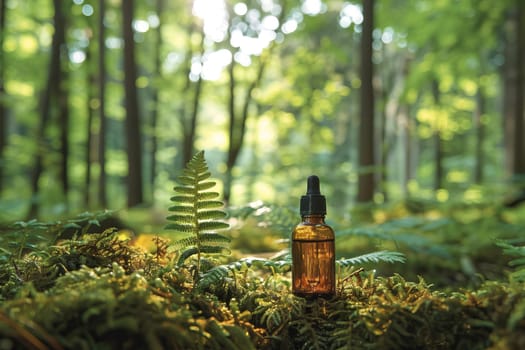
<box><xmin>0</xmin><ymin>0</ymin><xmax>524</xmax><ymax>220</ymax></box>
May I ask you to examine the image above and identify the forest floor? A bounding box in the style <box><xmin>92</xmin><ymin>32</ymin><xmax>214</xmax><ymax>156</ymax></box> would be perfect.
<box><xmin>1</xmin><ymin>200</ymin><xmax>525</xmax><ymax>349</ymax></box>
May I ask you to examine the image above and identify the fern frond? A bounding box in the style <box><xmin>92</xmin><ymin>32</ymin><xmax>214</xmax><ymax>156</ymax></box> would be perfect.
<box><xmin>337</xmin><ymin>251</ymin><xmax>406</xmax><ymax>267</ymax></box>
<box><xmin>196</xmin><ymin>265</ymin><xmax>231</xmax><ymax>290</ymax></box>
<box><xmin>496</xmin><ymin>239</ymin><xmax>525</xmax><ymax>282</ymax></box>
<box><xmin>165</xmin><ymin>150</ymin><xmax>230</xmax><ymax>285</ymax></box>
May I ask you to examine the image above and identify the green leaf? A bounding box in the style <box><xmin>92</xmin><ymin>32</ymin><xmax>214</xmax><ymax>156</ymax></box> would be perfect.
<box><xmin>166</xmin><ymin>214</ymin><xmax>194</xmax><ymax>224</ymax></box>
<box><xmin>165</xmin><ymin>223</ymin><xmax>194</xmax><ymax>233</ymax></box>
<box><xmin>197</xmin><ymin>200</ymin><xmax>225</xmax><ymax>210</ymax></box>
<box><xmin>197</xmin><ymin>172</ymin><xmax>212</xmax><ymax>181</ymax></box>
<box><xmin>197</xmin><ymin>210</ymin><xmax>227</xmax><ymax>220</ymax></box>
<box><xmin>198</xmin><ymin>221</ymin><xmax>229</xmax><ymax>232</ymax></box>
<box><xmin>337</xmin><ymin>251</ymin><xmax>406</xmax><ymax>267</ymax></box>
<box><xmin>197</xmin><ymin>181</ymin><xmax>216</xmax><ymax>191</ymax></box>
<box><xmin>168</xmin><ymin>205</ymin><xmax>194</xmax><ymax>214</ymax></box>
<box><xmin>197</xmin><ymin>192</ymin><xmax>220</xmax><ymax>200</ymax></box>
<box><xmin>199</xmin><ymin>233</ymin><xmax>231</xmax><ymax>245</ymax></box>
<box><xmin>177</xmin><ymin>175</ymin><xmax>196</xmax><ymax>185</ymax></box>
<box><xmin>173</xmin><ymin>186</ymin><xmax>195</xmax><ymax>195</ymax></box>
<box><xmin>172</xmin><ymin>233</ymin><xmax>230</xmax><ymax>249</ymax></box>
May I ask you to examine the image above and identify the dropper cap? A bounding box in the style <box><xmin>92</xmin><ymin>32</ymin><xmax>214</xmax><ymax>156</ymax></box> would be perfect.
<box><xmin>300</xmin><ymin>175</ymin><xmax>327</xmax><ymax>216</ymax></box>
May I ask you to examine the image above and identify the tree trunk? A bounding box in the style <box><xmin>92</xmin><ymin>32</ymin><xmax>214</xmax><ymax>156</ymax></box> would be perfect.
<box><xmin>512</xmin><ymin>1</ymin><xmax>525</xmax><ymax>178</ymax></box>
<box><xmin>122</xmin><ymin>0</ymin><xmax>143</xmax><ymax>207</ymax></box>
<box><xmin>502</xmin><ymin>0</ymin><xmax>525</xmax><ymax>179</ymax></box>
<box><xmin>98</xmin><ymin>0</ymin><xmax>108</xmax><ymax>207</ymax></box>
<box><xmin>431</xmin><ymin>79</ymin><xmax>443</xmax><ymax>191</ymax></box>
<box><xmin>0</xmin><ymin>0</ymin><xmax>7</xmax><ymax>193</ymax></box>
<box><xmin>149</xmin><ymin>0</ymin><xmax>164</xmax><ymax>200</ymax></box>
<box><xmin>56</xmin><ymin>0</ymin><xmax>70</xmax><ymax>210</ymax></box>
<box><xmin>474</xmin><ymin>86</ymin><xmax>485</xmax><ymax>184</ymax></box>
<box><xmin>85</xmin><ymin>50</ymin><xmax>94</xmax><ymax>208</ymax></box>
<box><xmin>357</xmin><ymin>0</ymin><xmax>375</xmax><ymax>203</ymax></box>
<box><xmin>224</xmin><ymin>60</ymin><xmax>236</xmax><ymax>204</ymax></box>
<box><xmin>27</xmin><ymin>0</ymin><xmax>65</xmax><ymax>218</ymax></box>
<box><xmin>224</xmin><ymin>51</ymin><xmax>269</xmax><ymax>203</ymax></box>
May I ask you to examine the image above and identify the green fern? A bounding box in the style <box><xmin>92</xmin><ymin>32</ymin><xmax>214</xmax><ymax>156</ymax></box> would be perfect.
<box><xmin>165</xmin><ymin>151</ymin><xmax>230</xmax><ymax>283</ymax></box>
<box><xmin>337</xmin><ymin>251</ymin><xmax>406</xmax><ymax>267</ymax></box>
<box><xmin>496</xmin><ymin>239</ymin><xmax>525</xmax><ymax>282</ymax></box>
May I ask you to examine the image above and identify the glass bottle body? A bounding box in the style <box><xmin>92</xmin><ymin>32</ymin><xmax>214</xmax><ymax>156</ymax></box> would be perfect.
<box><xmin>292</xmin><ymin>215</ymin><xmax>335</xmax><ymax>298</ymax></box>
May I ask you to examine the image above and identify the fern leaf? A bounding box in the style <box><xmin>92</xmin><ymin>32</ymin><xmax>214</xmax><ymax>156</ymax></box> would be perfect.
<box><xmin>197</xmin><ymin>210</ymin><xmax>227</xmax><ymax>220</ymax></box>
<box><xmin>177</xmin><ymin>247</ymin><xmax>199</xmax><ymax>266</ymax></box>
<box><xmin>337</xmin><ymin>251</ymin><xmax>406</xmax><ymax>267</ymax></box>
<box><xmin>172</xmin><ymin>233</ymin><xmax>231</xmax><ymax>250</ymax></box>
<box><xmin>165</xmin><ymin>214</ymin><xmax>194</xmax><ymax>223</ymax></box>
<box><xmin>173</xmin><ymin>186</ymin><xmax>195</xmax><ymax>195</ymax></box>
<box><xmin>167</xmin><ymin>205</ymin><xmax>194</xmax><ymax>213</ymax></box>
<box><xmin>177</xmin><ymin>175</ymin><xmax>195</xmax><ymax>185</ymax></box>
<box><xmin>198</xmin><ymin>200</ymin><xmax>225</xmax><ymax>209</ymax></box>
<box><xmin>197</xmin><ymin>172</ymin><xmax>211</xmax><ymax>181</ymax></box>
<box><xmin>196</xmin><ymin>265</ymin><xmax>231</xmax><ymax>290</ymax></box>
<box><xmin>170</xmin><ymin>195</ymin><xmax>193</xmax><ymax>203</ymax></box>
<box><xmin>197</xmin><ymin>181</ymin><xmax>216</xmax><ymax>191</ymax></box>
<box><xmin>198</xmin><ymin>221</ymin><xmax>230</xmax><ymax>232</ymax></box>
<box><xmin>198</xmin><ymin>192</ymin><xmax>220</xmax><ymax>200</ymax></box>
<box><xmin>164</xmin><ymin>223</ymin><xmax>194</xmax><ymax>232</ymax></box>
<box><xmin>199</xmin><ymin>233</ymin><xmax>231</xmax><ymax>246</ymax></box>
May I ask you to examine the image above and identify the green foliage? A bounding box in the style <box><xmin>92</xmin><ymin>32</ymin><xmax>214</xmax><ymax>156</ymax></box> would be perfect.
<box><xmin>337</xmin><ymin>250</ymin><xmax>406</xmax><ymax>267</ymax></box>
<box><xmin>497</xmin><ymin>239</ymin><xmax>525</xmax><ymax>283</ymax></box>
<box><xmin>0</xmin><ymin>210</ymin><xmax>114</xmax><ymax>260</ymax></box>
<box><xmin>338</xmin><ymin>216</ymin><xmax>453</xmax><ymax>258</ymax></box>
<box><xmin>165</xmin><ymin>151</ymin><xmax>230</xmax><ymax>286</ymax></box>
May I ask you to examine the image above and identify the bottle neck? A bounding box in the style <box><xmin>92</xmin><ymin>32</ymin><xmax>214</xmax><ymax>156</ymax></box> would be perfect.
<box><xmin>301</xmin><ymin>214</ymin><xmax>326</xmax><ymax>224</ymax></box>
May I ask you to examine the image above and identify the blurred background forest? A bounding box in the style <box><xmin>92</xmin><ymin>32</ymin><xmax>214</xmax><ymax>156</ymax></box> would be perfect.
<box><xmin>0</xmin><ymin>0</ymin><xmax>524</xmax><ymax>222</ymax></box>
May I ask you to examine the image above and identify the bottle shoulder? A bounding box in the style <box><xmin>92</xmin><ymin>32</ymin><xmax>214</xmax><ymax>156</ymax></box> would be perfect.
<box><xmin>292</xmin><ymin>222</ymin><xmax>335</xmax><ymax>240</ymax></box>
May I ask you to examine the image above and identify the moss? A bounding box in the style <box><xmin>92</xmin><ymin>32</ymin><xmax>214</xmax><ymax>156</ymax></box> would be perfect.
<box><xmin>1</xmin><ymin>224</ymin><xmax>525</xmax><ymax>349</ymax></box>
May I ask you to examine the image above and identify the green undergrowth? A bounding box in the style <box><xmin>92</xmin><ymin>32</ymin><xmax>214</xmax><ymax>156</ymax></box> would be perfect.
<box><xmin>1</xmin><ymin>151</ymin><xmax>525</xmax><ymax>349</ymax></box>
<box><xmin>0</xmin><ymin>229</ymin><xmax>524</xmax><ymax>349</ymax></box>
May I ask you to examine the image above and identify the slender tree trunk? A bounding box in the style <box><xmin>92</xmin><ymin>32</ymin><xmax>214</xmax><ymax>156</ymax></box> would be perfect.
<box><xmin>400</xmin><ymin>104</ymin><xmax>411</xmax><ymax>197</ymax></box>
<box><xmin>98</xmin><ymin>0</ymin><xmax>107</xmax><ymax>207</ymax></box>
<box><xmin>122</xmin><ymin>0</ymin><xmax>143</xmax><ymax>207</ymax></box>
<box><xmin>357</xmin><ymin>0</ymin><xmax>375</xmax><ymax>203</ymax></box>
<box><xmin>224</xmin><ymin>60</ymin><xmax>236</xmax><ymax>204</ymax></box>
<box><xmin>56</xmin><ymin>0</ymin><xmax>70</xmax><ymax>210</ymax></box>
<box><xmin>224</xmin><ymin>51</ymin><xmax>269</xmax><ymax>203</ymax></box>
<box><xmin>512</xmin><ymin>1</ymin><xmax>525</xmax><ymax>178</ymax></box>
<box><xmin>27</xmin><ymin>0</ymin><xmax>65</xmax><ymax>218</ymax></box>
<box><xmin>0</xmin><ymin>0</ymin><xmax>7</xmax><ymax>193</ymax></box>
<box><xmin>149</xmin><ymin>0</ymin><xmax>164</xmax><ymax>199</ymax></box>
<box><xmin>84</xmin><ymin>18</ymin><xmax>97</xmax><ymax>208</ymax></box>
<box><xmin>474</xmin><ymin>86</ymin><xmax>485</xmax><ymax>184</ymax></box>
<box><xmin>431</xmin><ymin>79</ymin><xmax>443</xmax><ymax>190</ymax></box>
<box><xmin>502</xmin><ymin>1</ymin><xmax>525</xmax><ymax>178</ymax></box>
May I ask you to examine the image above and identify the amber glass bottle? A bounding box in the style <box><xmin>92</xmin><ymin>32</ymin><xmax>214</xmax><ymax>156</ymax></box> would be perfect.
<box><xmin>292</xmin><ymin>175</ymin><xmax>336</xmax><ymax>298</ymax></box>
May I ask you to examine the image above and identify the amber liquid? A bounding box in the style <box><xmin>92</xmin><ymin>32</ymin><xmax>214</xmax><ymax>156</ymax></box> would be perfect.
<box><xmin>292</xmin><ymin>217</ymin><xmax>335</xmax><ymax>297</ymax></box>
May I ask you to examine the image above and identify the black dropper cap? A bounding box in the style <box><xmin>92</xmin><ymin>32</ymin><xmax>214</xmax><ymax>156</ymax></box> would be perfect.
<box><xmin>300</xmin><ymin>175</ymin><xmax>326</xmax><ymax>216</ymax></box>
